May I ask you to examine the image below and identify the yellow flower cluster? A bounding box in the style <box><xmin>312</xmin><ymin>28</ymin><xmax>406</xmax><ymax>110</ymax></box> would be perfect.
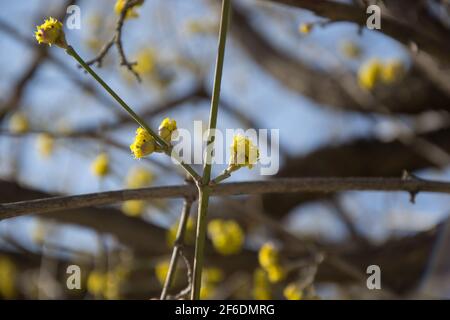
<box><xmin>252</xmin><ymin>268</ymin><xmax>271</xmax><ymax>300</ymax></box>
<box><xmin>114</xmin><ymin>0</ymin><xmax>144</xmax><ymax>19</ymax></box>
<box><xmin>158</xmin><ymin>117</ymin><xmax>177</xmax><ymax>143</ymax></box>
<box><xmin>87</xmin><ymin>267</ymin><xmax>129</xmax><ymax>300</ymax></box>
<box><xmin>9</xmin><ymin>112</ymin><xmax>29</xmax><ymax>134</ymax></box>
<box><xmin>130</xmin><ymin>127</ymin><xmax>156</xmax><ymax>159</ymax></box>
<box><xmin>129</xmin><ymin>118</ymin><xmax>177</xmax><ymax>159</ymax></box>
<box><xmin>228</xmin><ymin>135</ymin><xmax>259</xmax><ymax>171</ymax></box>
<box><xmin>36</xmin><ymin>133</ymin><xmax>54</xmax><ymax>158</ymax></box>
<box><xmin>298</xmin><ymin>23</ymin><xmax>313</xmax><ymax>34</ymax></box>
<box><xmin>91</xmin><ymin>153</ymin><xmax>110</xmax><ymax>177</ymax></box>
<box><xmin>35</xmin><ymin>17</ymin><xmax>67</xmax><ymax>48</ymax></box>
<box><xmin>166</xmin><ymin>216</ymin><xmax>196</xmax><ymax>247</ymax></box>
<box><xmin>358</xmin><ymin>58</ymin><xmax>406</xmax><ymax>90</ymax></box>
<box><xmin>258</xmin><ymin>242</ymin><xmax>285</xmax><ymax>283</ymax></box>
<box><xmin>283</xmin><ymin>282</ymin><xmax>303</xmax><ymax>300</ymax></box>
<box><xmin>122</xmin><ymin>166</ymin><xmax>154</xmax><ymax>217</ymax></box>
<box><xmin>0</xmin><ymin>256</ymin><xmax>16</xmax><ymax>299</ymax></box>
<box><xmin>207</xmin><ymin>219</ymin><xmax>245</xmax><ymax>256</ymax></box>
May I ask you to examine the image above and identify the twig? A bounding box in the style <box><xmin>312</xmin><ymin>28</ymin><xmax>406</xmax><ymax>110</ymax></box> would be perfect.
<box><xmin>160</xmin><ymin>196</ymin><xmax>195</xmax><ymax>300</ymax></box>
<box><xmin>84</xmin><ymin>0</ymin><xmax>142</xmax><ymax>81</ymax></box>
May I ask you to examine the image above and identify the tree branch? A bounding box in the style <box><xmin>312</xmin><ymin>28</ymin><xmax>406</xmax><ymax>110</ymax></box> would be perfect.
<box><xmin>2</xmin><ymin>176</ymin><xmax>450</xmax><ymax>219</ymax></box>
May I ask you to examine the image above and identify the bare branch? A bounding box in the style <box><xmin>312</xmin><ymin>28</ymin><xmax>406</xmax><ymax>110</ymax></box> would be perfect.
<box><xmin>2</xmin><ymin>176</ymin><xmax>450</xmax><ymax>219</ymax></box>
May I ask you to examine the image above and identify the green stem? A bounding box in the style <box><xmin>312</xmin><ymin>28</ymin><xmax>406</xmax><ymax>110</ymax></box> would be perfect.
<box><xmin>191</xmin><ymin>0</ymin><xmax>231</xmax><ymax>300</ymax></box>
<box><xmin>66</xmin><ymin>46</ymin><xmax>201</xmax><ymax>182</ymax></box>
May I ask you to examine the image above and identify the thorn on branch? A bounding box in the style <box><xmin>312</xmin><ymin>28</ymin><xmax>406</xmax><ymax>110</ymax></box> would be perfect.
<box><xmin>402</xmin><ymin>170</ymin><xmax>420</xmax><ymax>203</ymax></box>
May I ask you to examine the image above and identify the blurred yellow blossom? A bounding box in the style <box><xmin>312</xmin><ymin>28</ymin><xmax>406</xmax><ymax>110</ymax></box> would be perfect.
<box><xmin>166</xmin><ymin>216</ymin><xmax>196</xmax><ymax>247</ymax></box>
<box><xmin>35</xmin><ymin>17</ymin><xmax>67</xmax><ymax>48</ymax></box>
<box><xmin>114</xmin><ymin>0</ymin><xmax>143</xmax><ymax>19</ymax></box>
<box><xmin>340</xmin><ymin>40</ymin><xmax>362</xmax><ymax>59</ymax></box>
<box><xmin>0</xmin><ymin>256</ymin><xmax>16</xmax><ymax>299</ymax></box>
<box><xmin>87</xmin><ymin>271</ymin><xmax>106</xmax><ymax>297</ymax></box>
<box><xmin>207</xmin><ymin>219</ymin><xmax>244</xmax><ymax>256</ymax></box>
<box><xmin>155</xmin><ymin>260</ymin><xmax>170</xmax><ymax>286</ymax></box>
<box><xmin>9</xmin><ymin>112</ymin><xmax>29</xmax><ymax>134</ymax></box>
<box><xmin>266</xmin><ymin>264</ymin><xmax>285</xmax><ymax>283</ymax></box>
<box><xmin>381</xmin><ymin>59</ymin><xmax>406</xmax><ymax>84</ymax></box>
<box><xmin>185</xmin><ymin>20</ymin><xmax>218</xmax><ymax>35</ymax></box>
<box><xmin>130</xmin><ymin>127</ymin><xmax>156</xmax><ymax>159</ymax></box>
<box><xmin>200</xmin><ymin>283</ymin><xmax>216</xmax><ymax>299</ymax></box>
<box><xmin>258</xmin><ymin>242</ymin><xmax>285</xmax><ymax>283</ymax></box>
<box><xmin>125</xmin><ymin>166</ymin><xmax>154</xmax><ymax>188</ymax></box>
<box><xmin>299</xmin><ymin>23</ymin><xmax>313</xmax><ymax>34</ymax></box>
<box><xmin>36</xmin><ymin>133</ymin><xmax>54</xmax><ymax>158</ymax></box>
<box><xmin>203</xmin><ymin>267</ymin><xmax>224</xmax><ymax>284</ymax></box>
<box><xmin>158</xmin><ymin>117</ymin><xmax>177</xmax><ymax>143</ymax></box>
<box><xmin>357</xmin><ymin>58</ymin><xmax>383</xmax><ymax>90</ymax></box>
<box><xmin>283</xmin><ymin>282</ymin><xmax>303</xmax><ymax>300</ymax></box>
<box><xmin>252</xmin><ymin>268</ymin><xmax>271</xmax><ymax>300</ymax></box>
<box><xmin>91</xmin><ymin>153</ymin><xmax>110</xmax><ymax>177</ymax></box>
<box><xmin>134</xmin><ymin>48</ymin><xmax>156</xmax><ymax>75</ymax></box>
<box><xmin>228</xmin><ymin>135</ymin><xmax>259</xmax><ymax>171</ymax></box>
<box><xmin>258</xmin><ymin>242</ymin><xmax>279</xmax><ymax>269</ymax></box>
<box><xmin>122</xmin><ymin>200</ymin><xmax>146</xmax><ymax>217</ymax></box>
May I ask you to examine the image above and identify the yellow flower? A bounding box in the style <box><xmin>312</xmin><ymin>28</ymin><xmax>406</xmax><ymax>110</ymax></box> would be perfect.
<box><xmin>9</xmin><ymin>112</ymin><xmax>29</xmax><ymax>134</ymax></box>
<box><xmin>299</xmin><ymin>23</ymin><xmax>313</xmax><ymax>34</ymax></box>
<box><xmin>252</xmin><ymin>268</ymin><xmax>271</xmax><ymax>300</ymax></box>
<box><xmin>155</xmin><ymin>260</ymin><xmax>170</xmax><ymax>286</ymax></box>
<box><xmin>266</xmin><ymin>264</ymin><xmax>286</xmax><ymax>283</ymax></box>
<box><xmin>381</xmin><ymin>59</ymin><xmax>406</xmax><ymax>84</ymax></box>
<box><xmin>229</xmin><ymin>135</ymin><xmax>259</xmax><ymax>171</ymax></box>
<box><xmin>283</xmin><ymin>282</ymin><xmax>303</xmax><ymax>300</ymax></box>
<box><xmin>114</xmin><ymin>0</ymin><xmax>143</xmax><ymax>19</ymax></box>
<box><xmin>203</xmin><ymin>267</ymin><xmax>224</xmax><ymax>284</ymax></box>
<box><xmin>35</xmin><ymin>17</ymin><xmax>67</xmax><ymax>48</ymax></box>
<box><xmin>167</xmin><ymin>217</ymin><xmax>196</xmax><ymax>247</ymax></box>
<box><xmin>207</xmin><ymin>219</ymin><xmax>245</xmax><ymax>256</ymax></box>
<box><xmin>0</xmin><ymin>256</ymin><xmax>16</xmax><ymax>299</ymax></box>
<box><xmin>125</xmin><ymin>166</ymin><xmax>154</xmax><ymax>188</ymax></box>
<box><xmin>340</xmin><ymin>40</ymin><xmax>361</xmax><ymax>59</ymax></box>
<box><xmin>134</xmin><ymin>48</ymin><xmax>156</xmax><ymax>75</ymax></box>
<box><xmin>36</xmin><ymin>133</ymin><xmax>54</xmax><ymax>158</ymax></box>
<box><xmin>158</xmin><ymin>117</ymin><xmax>177</xmax><ymax>143</ymax></box>
<box><xmin>87</xmin><ymin>271</ymin><xmax>106</xmax><ymax>297</ymax></box>
<box><xmin>130</xmin><ymin>127</ymin><xmax>156</xmax><ymax>159</ymax></box>
<box><xmin>122</xmin><ymin>200</ymin><xmax>146</xmax><ymax>217</ymax></box>
<box><xmin>258</xmin><ymin>242</ymin><xmax>279</xmax><ymax>269</ymax></box>
<box><xmin>91</xmin><ymin>153</ymin><xmax>110</xmax><ymax>177</ymax></box>
<box><xmin>357</xmin><ymin>58</ymin><xmax>383</xmax><ymax>90</ymax></box>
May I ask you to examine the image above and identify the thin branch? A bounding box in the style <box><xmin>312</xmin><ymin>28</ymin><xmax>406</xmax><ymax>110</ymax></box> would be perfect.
<box><xmin>84</xmin><ymin>0</ymin><xmax>142</xmax><ymax>81</ymax></box>
<box><xmin>160</xmin><ymin>196</ymin><xmax>195</xmax><ymax>300</ymax></box>
<box><xmin>2</xmin><ymin>176</ymin><xmax>450</xmax><ymax>219</ymax></box>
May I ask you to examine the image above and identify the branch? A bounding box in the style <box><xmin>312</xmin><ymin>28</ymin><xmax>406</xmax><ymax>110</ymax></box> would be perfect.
<box><xmin>2</xmin><ymin>176</ymin><xmax>450</xmax><ymax>219</ymax></box>
<box><xmin>262</xmin><ymin>0</ymin><xmax>450</xmax><ymax>64</ymax></box>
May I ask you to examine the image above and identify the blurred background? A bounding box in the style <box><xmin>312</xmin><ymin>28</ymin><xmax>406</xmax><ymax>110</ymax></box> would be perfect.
<box><xmin>1</xmin><ymin>0</ymin><xmax>450</xmax><ymax>299</ymax></box>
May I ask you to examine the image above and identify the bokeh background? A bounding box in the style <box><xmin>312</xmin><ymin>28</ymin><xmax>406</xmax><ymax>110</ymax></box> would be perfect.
<box><xmin>1</xmin><ymin>0</ymin><xmax>450</xmax><ymax>299</ymax></box>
